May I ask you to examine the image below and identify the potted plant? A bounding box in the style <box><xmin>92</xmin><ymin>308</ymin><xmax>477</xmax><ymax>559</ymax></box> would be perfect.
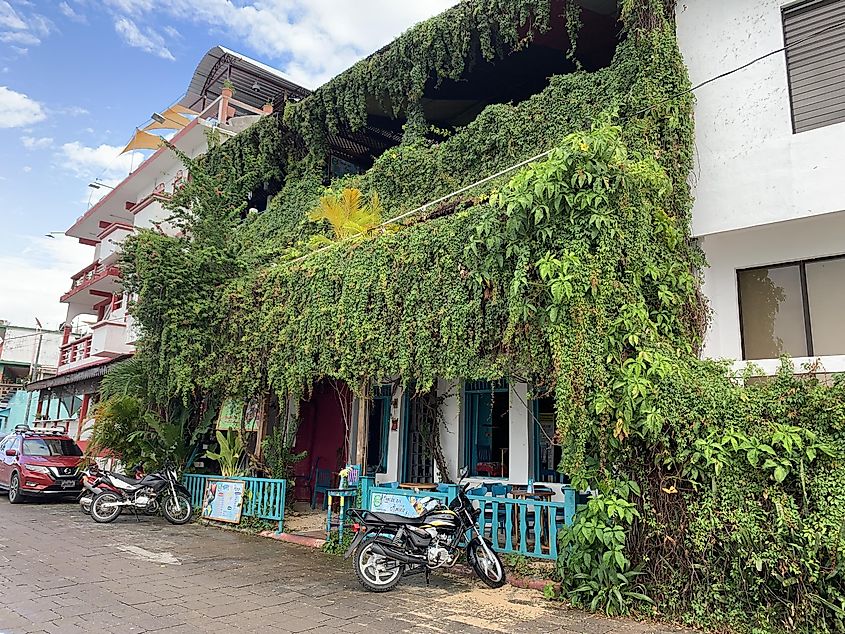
<box><xmin>262</xmin><ymin>100</ymin><xmax>273</xmax><ymax>115</ymax></box>
<box><xmin>221</xmin><ymin>79</ymin><xmax>235</xmax><ymax>98</ymax></box>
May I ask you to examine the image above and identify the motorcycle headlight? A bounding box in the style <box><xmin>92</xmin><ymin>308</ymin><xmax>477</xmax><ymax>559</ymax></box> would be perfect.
<box><xmin>25</xmin><ymin>465</ymin><xmax>50</xmax><ymax>474</ymax></box>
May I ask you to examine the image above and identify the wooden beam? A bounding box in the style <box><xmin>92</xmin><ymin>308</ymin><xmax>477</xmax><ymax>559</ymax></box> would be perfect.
<box><xmin>355</xmin><ymin>383</ymin><xmax>369</xmax><ymax>467</ymax></box>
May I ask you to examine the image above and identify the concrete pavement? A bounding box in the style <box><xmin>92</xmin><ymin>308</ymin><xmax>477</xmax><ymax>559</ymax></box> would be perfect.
<box><xmin>0</xmin><ymin>498</ymin><xmax>692</xmax><ymax>634</ymax></box>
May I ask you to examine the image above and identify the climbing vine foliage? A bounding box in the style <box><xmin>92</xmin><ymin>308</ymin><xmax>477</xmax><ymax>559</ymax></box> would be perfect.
<box><xmin>119</xmin><ymin>1</ymin><xmax>845</xmax><ymax>631</ymax></box>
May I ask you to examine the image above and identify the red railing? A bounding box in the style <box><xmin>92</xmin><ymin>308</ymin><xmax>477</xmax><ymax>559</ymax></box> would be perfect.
<box><xmin>58</xmin><ymin>335</ymin><xmax>93</xmax><ymax>369</ymax></box>
<box><xmin>61</xmin><ymin>260</ymin><xmax>120</xmax><ymax>302</ymax></box>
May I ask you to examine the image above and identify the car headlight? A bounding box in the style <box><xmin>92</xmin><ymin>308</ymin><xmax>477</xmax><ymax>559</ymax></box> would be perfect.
<box><xmin>25</xmin><ymin>465</ymin><xmax>50</xmax><ymax>474</ymax></box>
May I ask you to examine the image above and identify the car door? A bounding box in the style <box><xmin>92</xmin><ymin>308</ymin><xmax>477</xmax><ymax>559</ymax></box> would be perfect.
<box><xmin>0</xmin><ymin>437</ymin><xmax>10</xmax><ymax>487</ymax></box>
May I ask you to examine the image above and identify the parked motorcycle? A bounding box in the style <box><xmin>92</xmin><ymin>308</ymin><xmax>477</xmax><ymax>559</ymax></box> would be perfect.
<box><xmin>345</xmin><ymin>476</ymin><xmax>506</xmax><ymax>592</ymax></box>
<box><xmin>89</xmin><ymin>464</ymin><xmax>192</xmax><ymax>525</ymax></box>
<box><xmin>79</xmin><ymin>464</ymin><xmax>156</xmax><ymax>515</ymax></box>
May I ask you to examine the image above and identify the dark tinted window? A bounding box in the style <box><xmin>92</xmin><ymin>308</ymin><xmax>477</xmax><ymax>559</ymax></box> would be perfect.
<box><xmin>23</xmin><ymin>438</ymin><xmax>83</xmax><ymax>457</ymax></box>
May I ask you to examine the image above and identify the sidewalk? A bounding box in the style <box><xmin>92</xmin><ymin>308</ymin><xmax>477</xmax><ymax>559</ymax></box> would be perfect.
<box><xmin>0</xmin><ymin>500</ymin><xmax>693</xmax><ymax>634</ymax></box>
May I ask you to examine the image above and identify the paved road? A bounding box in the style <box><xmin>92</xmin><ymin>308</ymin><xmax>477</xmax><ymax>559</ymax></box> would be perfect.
<box><xmin>0</xmin><ymin>499</ymin><xmax>690</xmax><ymax>634</ymax></box>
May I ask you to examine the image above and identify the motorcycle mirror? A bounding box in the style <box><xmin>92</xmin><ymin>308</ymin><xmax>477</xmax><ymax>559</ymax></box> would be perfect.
<box><xmin>459</xmin><ymin>466</ymin><xmax>469</xmax><ymax>479</ymax></box>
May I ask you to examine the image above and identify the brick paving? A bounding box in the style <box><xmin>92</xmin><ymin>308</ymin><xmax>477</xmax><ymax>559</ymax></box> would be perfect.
<box><xmin>0</xmin><ymin>498</ymin><xmax>693</xmax><ymax>634</ymax></box>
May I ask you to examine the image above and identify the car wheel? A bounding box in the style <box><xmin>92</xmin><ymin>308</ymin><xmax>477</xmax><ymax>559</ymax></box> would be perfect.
<box><xmin>8</xmin><ymin>472</ymin><xmax>24</xmax><ymax>504</ymax></box>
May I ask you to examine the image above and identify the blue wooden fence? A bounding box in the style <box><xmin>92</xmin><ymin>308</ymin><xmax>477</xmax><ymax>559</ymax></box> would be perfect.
<box><xmin>183</xmin><ymin>474</ymin><xmax>286</xmax><ymax>533</ymax></box>
<box><xmin>358</xmin><ymin>478</ymin><xmax>575</xmax><ymax>560</ymax></box>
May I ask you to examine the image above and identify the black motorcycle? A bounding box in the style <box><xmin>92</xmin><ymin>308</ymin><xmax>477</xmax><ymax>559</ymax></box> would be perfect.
<box><xmin>89</xmin><ymin>464</ymin><xmax>192</xmax><ymax>525</ymax></box>
<box><xmin>345</xmin><ymin>479</ymin><xmax>506</xmax><ymax>592</ymax></box>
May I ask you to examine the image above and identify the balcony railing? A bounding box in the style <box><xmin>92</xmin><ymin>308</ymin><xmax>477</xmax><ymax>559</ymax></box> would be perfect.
<box><xmin>61</xmin><ymin>260</ymin><xmax>120</xmax><ymax>302</ymax></box>
<box><xmin>58</xmin><ymin>335</ymin><xmax>92</xmax><ymax>370</ymax></box>
<box><xmin>0</xmin><ymin>383</ymin><xmax>22</xmax><ymax>404</ymax></box>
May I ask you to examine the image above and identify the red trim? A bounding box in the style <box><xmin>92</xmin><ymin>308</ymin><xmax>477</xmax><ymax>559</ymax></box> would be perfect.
<box><xmin>70</xmin><ymin>260</ymin><xmax>99</xmax><ymax>281</ymax></box>
<box><xmin>88</xmin><ymin>289</ymin><xmax>115</xmax><ymax>298</ymax></box>
<box><xmin>60</xmin><ymin>265</ymin><xmax>120</xmax><ymax>303</ymax></box>
<box><xmin>66</xmin><ymin>118</ymin><xmax>201</xmax><ymax>237</ymax></box>
<box><xmin>129</xmin><ymin>192</ymin><xmax>169</xmax><ymax>215</ymax></box>
<box><xmin>79</xmin><ymin>238</ymin><xmax>98</xmax><ymax>246</ymax></box>
<box><xmin>97</xmin><ymin>222</ymin><xmax>133</xmax><ymax>240</ymax></box>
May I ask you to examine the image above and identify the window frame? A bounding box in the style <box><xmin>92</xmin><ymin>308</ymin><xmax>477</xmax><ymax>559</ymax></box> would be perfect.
<box><xmin>737</xmin><ymin>253</ymin><xmax>844</xmax><ymax>359</ymax></box>
<box><xmin>462</xmin><ymin>379</ymin><xmax>510</xmax><ymax>478</ymax></box>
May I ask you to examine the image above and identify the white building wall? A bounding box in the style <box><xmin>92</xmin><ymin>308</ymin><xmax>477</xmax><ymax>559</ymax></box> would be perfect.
<box><xmin>0</xmin><ymin>327</ymin><xmax>62</xmax><ymax>369</ymax></box>
<box><xmin>701</xmin><ymin>211</ymin><xmax>845</xmax><ymax>373</ymax></box>
<box><xmin>677</xmin><ymin>0</ymin><xmax>845</xmax><ymax>238</ymax></box>
<box><xmin>676</xmin><ymin>0</ymin><xmax>845</xmax><ymax>372</ymax></box>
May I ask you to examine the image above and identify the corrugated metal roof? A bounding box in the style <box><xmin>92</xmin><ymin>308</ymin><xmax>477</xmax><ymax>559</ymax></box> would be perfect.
<box><xmin>26</xmin><ymin>355</ymin><xmax>131</xmax><ymax>392</ymax></box>
<box><xmin>180</xmin><ymin>46</ymin><xmax>311</xmax><ymax>112</ymax></box>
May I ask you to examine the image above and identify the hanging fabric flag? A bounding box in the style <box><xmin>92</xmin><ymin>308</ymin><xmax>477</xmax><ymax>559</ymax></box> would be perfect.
<box><xmin>169</xmin><ymin>104</ymin><xmax>199</xmax><ymax>116</ymax></box>
<box><xmin>121</xmin><ymin>129</ymin><xmax>164</xmax><ymax>154</ymax></box>
<box><xmin>143</xmin><ymin>107</ymin><xmax>192</xmax><ymax>131</ymax></box>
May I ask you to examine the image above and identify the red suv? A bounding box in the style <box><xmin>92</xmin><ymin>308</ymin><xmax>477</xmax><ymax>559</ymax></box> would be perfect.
<box><xmin>0</xmin><ymin>425</ymin><xmax>84</xmax><ymax>504</ymax></box>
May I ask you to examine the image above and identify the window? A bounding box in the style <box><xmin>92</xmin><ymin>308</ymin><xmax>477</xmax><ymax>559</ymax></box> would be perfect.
<box><xmin>783</xmin><ymin>1</ymin><xmax>845</xmax><ymax>133</ymax></box>
<box><xmin>463</xmin><ymin>380</ymin><xmax>509</xmax><ymax>478</ymax></box>
<box><xmin>366</xmin><ymin>385</ymin><xmax>391</xmax><ymax>475</ymax></box>
<box><xmin>738</xmin><ymin>255</ymin><xmax>845</xmax><ymax>359</ymax></box>
<box><xmin>22</xmin><ymin>438</ymin><xmax>83</xmax><ymax>457</ymax></box>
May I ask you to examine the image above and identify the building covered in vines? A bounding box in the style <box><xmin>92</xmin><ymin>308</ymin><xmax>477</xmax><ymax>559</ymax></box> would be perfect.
<box><xmin>80</xmin><ymin>0</ymin><xmax>845</xmax><ymax>630</ymax></box>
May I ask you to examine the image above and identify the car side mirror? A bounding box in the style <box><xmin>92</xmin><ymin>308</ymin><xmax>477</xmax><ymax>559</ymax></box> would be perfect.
<box><xmin>5</xmin><ymin>449</ymin><xmax>17</xmax><ymax>457</ymax></box>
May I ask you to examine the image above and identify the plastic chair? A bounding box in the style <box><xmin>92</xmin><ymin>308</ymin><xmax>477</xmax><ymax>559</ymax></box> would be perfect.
<box><xmin>311</xmin><ymin>460</ymin><xmax>334</xmax><ymax>510</ymax></box>
<box><xmin>435</xmin><ymin>483</ymin><xmax>449</xmax><ymax>493</ymax></box>
<box><xmin>467</xmin><ymin>486</ymin><xmax>486</xmax><ymax>496</ymax></box>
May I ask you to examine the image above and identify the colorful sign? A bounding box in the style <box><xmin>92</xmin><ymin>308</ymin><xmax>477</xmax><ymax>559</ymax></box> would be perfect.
<box><xmin>371</xmin><ymin>492</ymin><xmax>427</xmax><ymax>517</ymax></box>
<box><xmin>216</xmin><ymin>399</ymin><xmax>259</xmax><ymax>432</ymax></box>
<box><xmin>201</xmin><ymin>479</ymin><xmax>245</xmax><ymax>524</ymax></box>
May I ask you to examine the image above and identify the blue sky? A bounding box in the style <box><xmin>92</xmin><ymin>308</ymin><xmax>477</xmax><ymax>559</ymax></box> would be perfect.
<box><xmin>0</xmin><ymin>0</ymin><xmax>456</xmax><ymax>329</ymax></box>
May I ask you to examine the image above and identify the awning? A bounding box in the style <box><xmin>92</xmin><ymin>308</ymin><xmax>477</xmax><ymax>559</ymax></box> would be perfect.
<box><xmin>26</xmin><ymin>355</ymin><xmax>130</xmax><ymax>392</ymax></box>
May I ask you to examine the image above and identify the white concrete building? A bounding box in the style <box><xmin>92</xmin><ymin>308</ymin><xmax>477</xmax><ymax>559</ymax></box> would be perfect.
<box><xmin>677</xmin><ymin>0</ymin><xmax>845</xmax><ymax>375</ymax></box>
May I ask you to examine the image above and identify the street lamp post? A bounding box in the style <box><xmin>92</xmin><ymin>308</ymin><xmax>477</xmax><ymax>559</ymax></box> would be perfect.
<box><xmin>23</xmin><ymin>318</ymin><xmax>44</xmax><ymax>422</ymax></box>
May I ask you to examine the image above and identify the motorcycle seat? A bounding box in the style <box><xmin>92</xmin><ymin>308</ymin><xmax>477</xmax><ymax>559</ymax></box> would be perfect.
<box><xmin>363</xmin><ymin>510</ymin><xmax>428</xmax><ymax>525</ymax></box>
<box><xmin>110</xmin><ymin>473</ymin><xmax>141</xmax><ymax>486</ymax></box>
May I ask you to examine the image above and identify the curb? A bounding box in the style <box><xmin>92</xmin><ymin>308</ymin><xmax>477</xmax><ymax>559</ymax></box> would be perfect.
<box><xmin>259</xmin><ymin>530</ymin><xmax>326</xmax><ymax>548</ymax></box>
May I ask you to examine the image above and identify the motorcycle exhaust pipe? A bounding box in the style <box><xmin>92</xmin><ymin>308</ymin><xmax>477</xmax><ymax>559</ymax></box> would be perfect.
<box><xmin>368</xmin><ymin>543</ymin><xmax>426</xmax><ymax>565</ymax></box>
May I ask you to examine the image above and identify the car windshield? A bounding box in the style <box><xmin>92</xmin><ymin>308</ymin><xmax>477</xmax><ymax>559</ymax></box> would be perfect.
<box><xmin>23</xmin><ymin>438</ymin><xmax>83</xmax><ymax>457</ymax></box>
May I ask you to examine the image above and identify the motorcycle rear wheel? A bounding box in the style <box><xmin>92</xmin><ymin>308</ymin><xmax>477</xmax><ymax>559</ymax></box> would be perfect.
<box><xmin>354</xmin><ymin>541</ymin><xmax>402</xmax><ymax>592</ymax></box>
<box><xmin>91</xmin><ymin>492</ymin><xmax>122</xmax><ymax>523</ymax></box>
<box><xmin>468</xmin><ymin>539</ymin><xmax>506</xmax><ymax>588</ymax></box>
<box><xmin>162</xmin><ymin>493</ymin><xmax>192</xmax><ymax>525</ymax></box>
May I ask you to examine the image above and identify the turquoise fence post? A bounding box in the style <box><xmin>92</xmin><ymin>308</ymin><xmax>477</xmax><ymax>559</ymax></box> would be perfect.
<box><xmin>442</xmin><ymin>483</ymin><xmax>459</xmax><ymax>504</ymax></box>
<box><xmin>278</xmin><ymin>479</ymin><xmax>286</xmax><ymax>533</ymax></box>
<box><xmin>360</xmin><ymin>476</ymin><xmax>374</xmax><ymax>510</ymax></box>
<box><xmin>563</xmin><ymin>486</ymin><xmax>576</xmax><ymax>526</ymax></box>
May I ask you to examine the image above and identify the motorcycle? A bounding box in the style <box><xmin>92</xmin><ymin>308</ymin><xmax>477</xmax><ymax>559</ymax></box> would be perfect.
<box><xmin>344</xmin><ymin>474</ymin><xmax>506</xmax><ymax>592</ymax></box>
<box><xmin>89</xmin><ymin>464</ymin><xmax>193</xmax><ymax>525</ymax></box>
<box><xmin>79</xmin><ymin>463</ymin><xmax>148</xmax><ymax>515</ymax></box>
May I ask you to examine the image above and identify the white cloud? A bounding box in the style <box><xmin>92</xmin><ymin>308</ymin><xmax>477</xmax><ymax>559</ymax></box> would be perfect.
<box><xmin>0</xmin><ymin>2</ymin><xmax>52</xmax><ymax>48</ymax></box>
<box><xmin>21</xmin><ymin>135</ymin><xmax>52</xmax><ymax>149</ymax></box>
<box><xmin>103</xmin><ymin>0</ymin><xmax>458</xmax><ymax>89</ymax></box>
<box><xmin>21</xmin><ymin>165</ymin><xmax>31</xmax><ymax>172</ymax></box>
<box><xmin>0</xmin><ymin>235</ymin><xmax>92</xmax><ymax>329</ymax></box>
<box><xmin>114</xmin><ymin>16</ymin><xmax>174</xmax><ymax>60</ymax></box>
<box><xmin>58</xmin><ymin>2</ymin><xmax>86</xmax><ymax>23</ymax></box>
<box><xmin>0</xmin><ymin>1</ymin><xmax>25</xmax><ymax>30</ymax></box>
<box><xmin>56</xmin><ymin>141</ymin><xmax>143</xmax><ymax>183</ymax></box>
<box><xmin>0</xmin><ymin>86</ymin><xmax>46</xmax><ymax>128</ymax></box>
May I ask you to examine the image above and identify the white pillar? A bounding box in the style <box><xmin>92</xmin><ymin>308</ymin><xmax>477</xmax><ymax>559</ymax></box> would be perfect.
<box><xmin>509</xmin><ymin>382</ymin><xmax>530</xmax><ymax>484</ymax></box>
<box><xmin>436</xmin><ymin>379</ymin><xmax>461</xmax><ymax>483</ymax></box>
<box><xmin>380</xmin><ymin>385</ymin><xmax>403</xmax><ymax>484</ymax></box>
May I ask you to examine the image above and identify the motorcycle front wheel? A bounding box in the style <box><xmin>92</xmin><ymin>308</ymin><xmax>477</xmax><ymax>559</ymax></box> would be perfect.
<box><xmin>162</xmin><ymin>493</ymin><xmax>192</xmax><ymax>525</ymax></box>
<box><xmin>91</xmin><ymin>492</ymin><xmax>122</xmax><ymax>523</ymax></box>
<box><xmin>354</xmin><ymin>541</ymin><xmax>402</xmax><ymax>592</ymax></box>
<box><xmin>467</xmin><ymin>539</ymin><xmax>506</xmax><ymax>588</ymax></box>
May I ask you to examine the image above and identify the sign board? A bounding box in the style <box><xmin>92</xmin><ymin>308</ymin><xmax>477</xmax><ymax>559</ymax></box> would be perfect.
<box><xmin>370</xmin><ymin>492</ymin><xmax>426</xmax><ymax>517</ymax></box>
<box><xmin>201</xmin><ymin>479</ymin><xmax>245</xmax><ymax>524</ymax></box>
<box><xmin>216</xmin><ymin>399</ymin><xmax>258</xmax><ymax>432</ymax></box>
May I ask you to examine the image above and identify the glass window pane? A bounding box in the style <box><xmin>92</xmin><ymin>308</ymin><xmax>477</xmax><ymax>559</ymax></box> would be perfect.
<box><xmin>738</xmin><ymin>265</ymin><xmax>807</xmax><ymax>360</ymax></box>
<box><xmin>805</xmin><ymin>257</ymin><xmax>845</xmax><ymax>356</ymax></box>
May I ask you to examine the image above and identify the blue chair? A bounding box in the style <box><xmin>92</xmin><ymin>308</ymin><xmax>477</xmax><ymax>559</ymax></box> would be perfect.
<box><xmin>486</xmin><ymin>484</ymin><xmax>510</xmax><ymax>531</ymax></box>
<box><xmin>311</xmin><ymin>459</ymin><xmax>335</xmax><ymax>510</ymax></box>
<box><xmin>381</xmin><ymin>481</ymin><xmax>400</xmax><ymax>489</ymax></box>
<box><xmin>435</xmin><ymin>483</ymin><xmax>449</xmax><ymax>493</ymax></box>
<box><xmin>467</xmin><ymin>486</ymin><xmax>486</xmax><ymax>496</ymax></box>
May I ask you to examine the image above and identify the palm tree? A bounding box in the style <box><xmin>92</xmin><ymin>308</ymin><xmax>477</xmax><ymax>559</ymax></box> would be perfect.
<box><xmin>307</xmin><ymin>188</ymin><xmax>384</xmax><ymax>247</ymax></box>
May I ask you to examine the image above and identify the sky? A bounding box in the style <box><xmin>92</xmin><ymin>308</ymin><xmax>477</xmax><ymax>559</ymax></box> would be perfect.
<box><xmin>0</xmin><ymin>0</ymin><xmax>457</xmax><ymax>330</ymax></box>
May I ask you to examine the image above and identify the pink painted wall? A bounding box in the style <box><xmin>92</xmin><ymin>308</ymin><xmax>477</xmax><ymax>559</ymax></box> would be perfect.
<box><xmin>293</xmin><ymin>380</ymin><xmax>350</xmax><ymax>501</ymax></box>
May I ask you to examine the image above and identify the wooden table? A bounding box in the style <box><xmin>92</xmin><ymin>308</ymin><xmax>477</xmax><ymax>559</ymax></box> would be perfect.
<box><xmin>509</xmin><ymin>488</ymin><xmax>554</xmax><ymax>552</ymax></box>
<box><xmin>398</xmin><ymin>482</ymin><xmax>438</xmax><ymax>491</ymax></box>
